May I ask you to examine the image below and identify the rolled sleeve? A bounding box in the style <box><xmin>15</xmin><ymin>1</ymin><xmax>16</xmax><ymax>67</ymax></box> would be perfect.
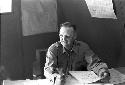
<box><xmin>44</xmin><ymin>44</ymin><xmax>58</xmax><ymax>81</ymax></box>
<box><xmin>83</xmin><ymin>44</ymin><xmax>109</xmax><ymax>76</ymax></box>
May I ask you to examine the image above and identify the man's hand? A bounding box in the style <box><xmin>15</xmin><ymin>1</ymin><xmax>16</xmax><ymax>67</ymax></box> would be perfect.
<box><xmin>53</xmin><ymin>68</ymin><xmax>65</xmax><ymax>80</ymax></box>
<box><xmin>98</xmin><ymin>68</ymin><xmax>110</xmax><ymax>83</ymax></box>
<box><xmin>53</xmin><ymin>73</ymin><xmax>62</xmax><ymax>79</ymax></box>
<box><xmin>53</xmin><ymin>73</ymin><xmax>66</xmax><ymax>85</ymax></box>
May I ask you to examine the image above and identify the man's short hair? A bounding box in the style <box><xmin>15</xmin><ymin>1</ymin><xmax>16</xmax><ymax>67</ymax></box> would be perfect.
<box><xmin>59</xmin><ymin>22</ymin><xmax>76</xmax><ymax>32</ymax></box>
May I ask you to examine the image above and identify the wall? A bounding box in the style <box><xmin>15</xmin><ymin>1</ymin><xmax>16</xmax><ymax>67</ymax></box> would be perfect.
<box><xmin>1</xmin><ymin>0</ymin><xmax>59</xmax><ymax>79</ymax></box>
<box><xmin>57</xmin><ymin>0</ymin><xmax>123</xmax><ymax>68</ymax></box>
<box><xmin>118</xmin><ymin>26</ymin><xmax>125</xmax><ymax>67</ymax></box>
<box><xmin>0</xmin><ymin>14</ymin><xmax>1</xmax><ymax>65</ymax></box>
<box><xmin>1</xmin><ymin>0</ymin><xmax>24</xmax><ymax>79</ymax></box>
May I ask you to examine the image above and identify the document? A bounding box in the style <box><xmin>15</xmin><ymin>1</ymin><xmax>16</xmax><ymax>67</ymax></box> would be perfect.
<box><xmin>0</xmin><ymin>0</ymin><xmax>12</xmax><ymax>13</ymax></box>
<box><xmin>21</xmin><ymin>0</ymin><xmax>57</xmax><ymax>36</ymax></box>
<box><xmin>69</xmin><ymin>71</ymin><xmax>101</xmax><ymax>84</ymax></box>
<box><xmin>84</xmin><ymin>0</ymin><xmax>117</xmax><ymax>19</ymax></box>
<box><xmin>109</xmin><ymin>68</ymin><xmax>125</xmax><ymax>84</ymax></box>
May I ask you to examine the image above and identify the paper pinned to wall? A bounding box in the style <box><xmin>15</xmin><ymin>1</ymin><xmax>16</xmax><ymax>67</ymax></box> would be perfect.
<box><xmin>0</xmin><ymin>0</ymin><xmax>12</xmax><ymax>13</ymax></box>
<box><xmin>85</xmin><ymin>0</ymin><xmax>117</xmax><ymax>19</ymax></box>
<box><xmin>21</xmin><ymin>0</ymin><xmax>57</xmax><ymax>36</ymax></box>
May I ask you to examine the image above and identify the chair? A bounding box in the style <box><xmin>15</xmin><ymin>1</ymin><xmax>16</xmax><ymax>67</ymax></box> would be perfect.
<box><xmin>33</xmin><ymin>49</ymin><xmax>47</xmax><ymax>79</ymax></box>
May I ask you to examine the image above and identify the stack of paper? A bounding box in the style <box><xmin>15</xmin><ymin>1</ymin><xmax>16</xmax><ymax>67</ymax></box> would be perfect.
<box><xmin>109</xmin><ymin>68</ymin><xmax>125</xmax><ymax>84</ymax></box>
<box><xmin>69</xmin><ymin>71</ymin><xmax>101</xmax><ymax>84</ymax></box>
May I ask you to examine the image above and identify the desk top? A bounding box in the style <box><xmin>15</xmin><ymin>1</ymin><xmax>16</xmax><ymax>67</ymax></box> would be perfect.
<box><xmin>3</xmin><ymin>67</ymin><xmax>125</xmax><ymax>85</ymax></box>
<box><xmin>115</xmin><ymin>67</ymin><xmax>125</xmax><ymax>74</ymax></box>
<box><xmin>3</xmin><ymin>79</ymin><xmax>113</xmax><ymax>85</ymax></box>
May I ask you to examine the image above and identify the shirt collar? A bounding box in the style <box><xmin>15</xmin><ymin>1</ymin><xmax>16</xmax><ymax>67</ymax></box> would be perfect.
<box><xmin>62</xmin><ymin>40</ymin><xmax>78</xmax><ymax>54</ymax></box>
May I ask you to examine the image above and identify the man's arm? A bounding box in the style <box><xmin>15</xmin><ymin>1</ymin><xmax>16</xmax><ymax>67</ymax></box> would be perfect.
<box><xmin>86</xmin><ymin>54</ymin><xmax>110</xmax><ymax>82</ymax></box>
<box><xmin>44</xmin><ymin>44</ymin><xmax>64</xmax><ymax>82</ymax></box>
<box><xmin>82</xmin><ymin>43</ymin><xmax>110</xmax><ymax>82</ymax></box>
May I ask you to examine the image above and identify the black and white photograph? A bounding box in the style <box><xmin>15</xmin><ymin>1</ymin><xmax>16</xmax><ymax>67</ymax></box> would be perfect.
<box><xmin>0</xmin><ymin>0</ymin><xmax>125</xmax><ymax>85</ymax></box>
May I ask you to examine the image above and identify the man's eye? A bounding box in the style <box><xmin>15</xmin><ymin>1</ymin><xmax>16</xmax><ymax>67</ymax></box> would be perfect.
<box><xmin>65</xmin><ymin>36</ymin><xmax>70</xmax><ymax>38</ymax></box>
<box><xmin>59</xmin><ymin>35</ymin><xmax>72</xmax><ymax>39</ymax></box>
<box><xmin>59</xmin><ymin>35</ymin><xmax>63</xmax><ymax>37</ymax></box>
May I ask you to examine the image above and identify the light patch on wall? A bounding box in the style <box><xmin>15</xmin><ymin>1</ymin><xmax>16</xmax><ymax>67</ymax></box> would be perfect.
<box><xmin>84</xmin><ymin>0</ymin><xmax>117</xmax><ymax>19</ymax></box>
<box><xmin>21</xmin><ymin>0</ymin><xmax>57</xmax><ymax>36</ymax></box>
<box><xmin>0</xmin><ymin>0</ymin><xmax>12</xmax><ymax>13</ymax></box>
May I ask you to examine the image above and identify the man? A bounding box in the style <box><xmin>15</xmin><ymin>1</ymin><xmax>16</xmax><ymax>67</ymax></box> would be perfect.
<box><xmin>44</xmin><ymin>22</ymin><xmax>110</xmax><ymax>85</ymax></box>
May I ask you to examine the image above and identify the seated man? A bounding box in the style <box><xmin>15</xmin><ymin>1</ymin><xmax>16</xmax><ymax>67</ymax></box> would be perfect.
<box><xmin>44</xmin><ymin>22</ymin><xmax>110</xmax><ymax>85</ymax></box>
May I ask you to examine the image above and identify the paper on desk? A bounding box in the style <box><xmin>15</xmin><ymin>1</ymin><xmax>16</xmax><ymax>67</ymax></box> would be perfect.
<box><xmin>23</xmin><ymin>79</ymin><xmax>53</xmax><ymax>85</ymax></box>
<box><xmin>3</xmin><ymin>80</ymin><xmax>25</xmax><ymax>85</ymax></box>
<box><xmin>3</xmin><ymin>79</ymin><xmax>53</xmax><ymax>85</ymax></box>
<box><xmin>109</xmin><ymin>68</ymin><xmax>125</xmax><ymax>84</ymax></box>
<box><xmin>69</xmin><ymin>71</ymin><xmax>101</xmax><ymax>84</ymax></box>
<box><xmin>36</xmin><ymin>79</ymin><xmax>53</xmax><ymax>85</ymax></box>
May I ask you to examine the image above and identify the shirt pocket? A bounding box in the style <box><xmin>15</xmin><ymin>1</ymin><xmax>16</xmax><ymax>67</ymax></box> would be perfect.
<box><xmin>74</xmin><ymin>57</ymin><xmax>87</xmax><ymax>71</ymax></box>
<box><xmin>57</xmin><ymin>53</ymin><xmax>68</xmax><ymax>68</ymax></box>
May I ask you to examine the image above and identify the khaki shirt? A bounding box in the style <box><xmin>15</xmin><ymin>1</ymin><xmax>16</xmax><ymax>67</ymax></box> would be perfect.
<box><xmin>44</xmin><ymin>40</ymin><xmax>108</xmax><ymax>81</ymax></box>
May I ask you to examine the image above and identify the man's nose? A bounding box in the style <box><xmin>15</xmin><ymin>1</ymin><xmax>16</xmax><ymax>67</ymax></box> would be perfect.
<box><xmin>62</xmin><ymin>36</ymin><xmax>66</xmax><ymax>41</ymax></box>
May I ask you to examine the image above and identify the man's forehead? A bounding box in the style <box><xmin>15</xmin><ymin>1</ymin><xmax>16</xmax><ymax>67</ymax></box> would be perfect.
<box><xmin>59</xmin><ymin>27</ymin><xmax>74</xmax><ymax>34</ymax></box>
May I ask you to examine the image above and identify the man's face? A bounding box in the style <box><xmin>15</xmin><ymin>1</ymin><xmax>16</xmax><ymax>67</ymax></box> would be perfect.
<box><xmin>59</xmin><ymin>26</ymin><xmax>76</xmax><ymax>49</ymax></box>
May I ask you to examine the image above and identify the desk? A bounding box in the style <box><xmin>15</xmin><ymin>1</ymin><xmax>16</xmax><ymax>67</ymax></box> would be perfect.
<box><xmin>65</xmin><ymin>74</ymin><xmax>113</xmax><ymax>85</ymax></box>
<box><xmin>3</xmin><ymin>79</ymin><xmax>53</xmax><ymax>85</ymax></box>
<box><xmin>3</xmin><ymin>67</ymin><xmax>125</xmax><ymax>85</ymax></box>
<box><xmin>112</xmin><ymin>67</ymin><xmax>125</xmax><ymax>85</ymax></box>
<box><xmin>2</xmin><ymin>79</ymin><xmax>113</xmax><ymax>85</ymax></box>
<box><xmin>65</xmin><ymin>67</ymin><xmax>125</xmax><ymax>85</ymax></box>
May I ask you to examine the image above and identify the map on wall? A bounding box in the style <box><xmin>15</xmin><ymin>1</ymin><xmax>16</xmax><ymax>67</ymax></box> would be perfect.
<box><xmin>21</xmin><ymin>0</ymin><xmax>57</xmax><ymax>36</ymax></box>
<box><xmin>84</xmin><ymin>0</ymin><xmax>117</xmax><ymax>19</ymax></box>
